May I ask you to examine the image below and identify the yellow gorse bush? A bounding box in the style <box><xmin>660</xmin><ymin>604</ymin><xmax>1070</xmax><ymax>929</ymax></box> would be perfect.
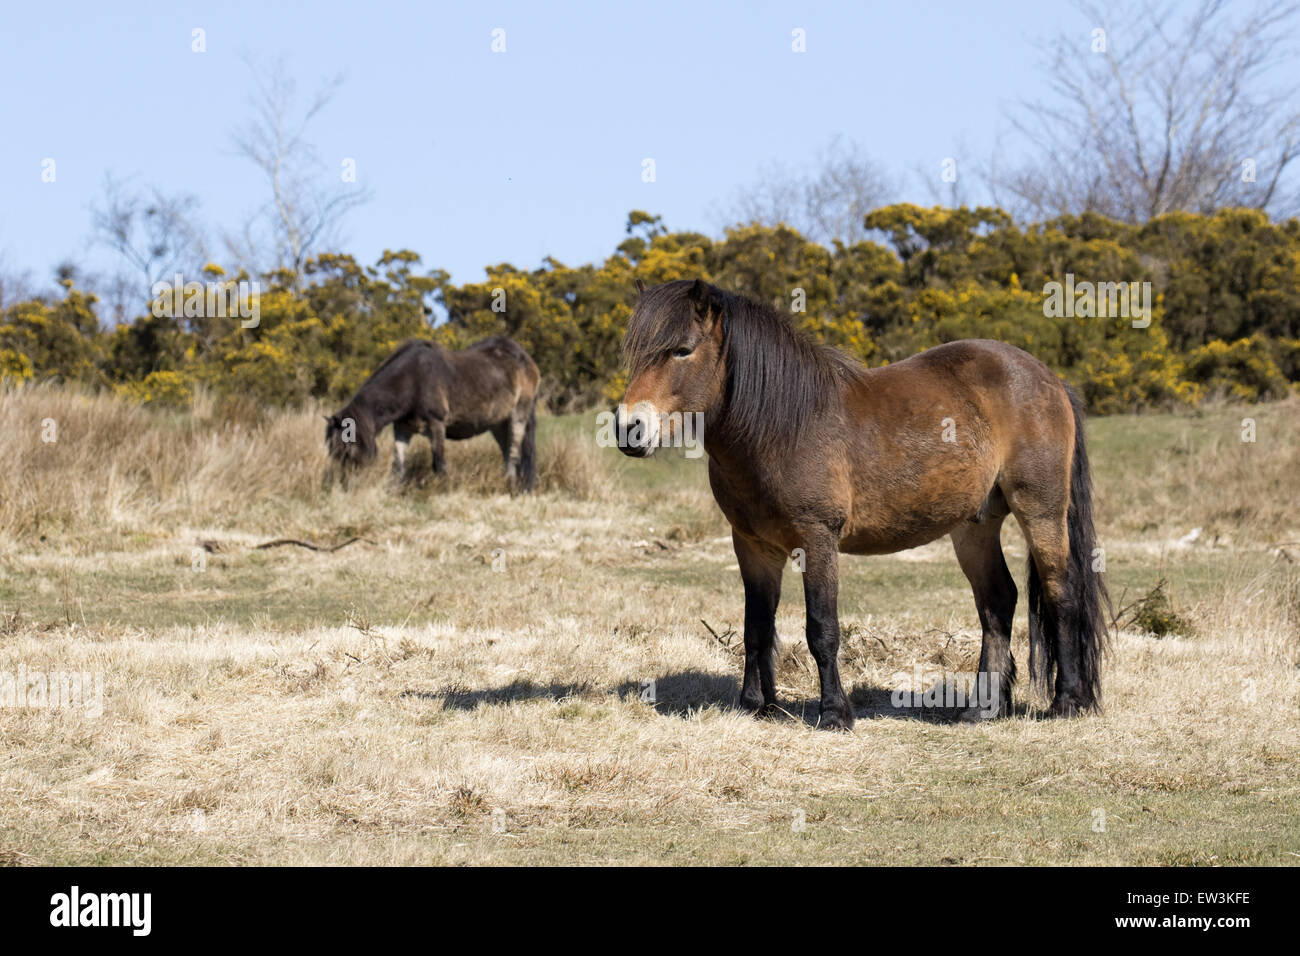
<box><xmin>114</xmin><ymin>370</ymin><xmax>194</xmax><ymax>408</ymax></box>
<box><xmin>2</xmin><ymin>207</ymin><xmax>1298</xmax><ymax>413</ymax></box>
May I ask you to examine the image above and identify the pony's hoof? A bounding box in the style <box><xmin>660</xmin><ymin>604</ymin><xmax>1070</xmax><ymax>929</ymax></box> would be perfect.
<box><xmin>1049</xmin><ymin>696</ymin><xmax>1088</xmax><ymax>718</ymax></box>
<box><xmin>958</xmin><ymin>696</ymin><xmax>1011</xmax><ymax>722</ymax></box>
<box><xmin>818</xmin><ymin>701</ymin><xmax>855</xmax><ymax>731</ymax></box>
<box><xmin>739</xmin><ymin>693</ymin><xmax>778</xmax><ymax>718</ymax></box>
<box><xmin>957</xmin><ymin>705</ymin><xmax>994</xmax><ymax>723</ymax></box>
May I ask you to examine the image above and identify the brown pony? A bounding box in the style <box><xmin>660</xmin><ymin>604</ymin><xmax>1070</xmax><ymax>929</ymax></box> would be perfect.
<box><xmin>326</xmin><ymin>337</ymin><xmax>540</xmax><ymax>491</ymax></box>
<box><xmin>616</xmin><ymin>279</ymin><xmax>1110</xmax><ymax>729</ymax></box>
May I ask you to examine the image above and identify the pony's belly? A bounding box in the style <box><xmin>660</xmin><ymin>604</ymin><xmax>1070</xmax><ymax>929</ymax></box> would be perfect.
<box><xmin>446</xmin><ymin>395</ymin><xmax>519</xmax><ymax>440</ymax></box>
<box><xmin>838</xmin><ymin>523</ymin><xmax>955</xmax><ymax>556</ymax></box>
<box><xmin>446</xmin><ymin>421</ymin><xmax>490</xmax><ymax>440</ymax></box>
<box><xmin>839</xmin><ymin>488</ymin><xmax>988</xmax><ymax>555</ymax></box>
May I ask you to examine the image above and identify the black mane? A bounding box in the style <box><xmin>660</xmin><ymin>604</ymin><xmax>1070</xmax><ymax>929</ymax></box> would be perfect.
<box><xmin>624</xmin><ymin>279</ymin><xmax>860</xmax><ymax>450</ymax></box>
<box><xmin>371</xmin><ymin>339</ymin><xmax>436</xmax><ymax>375</ymax></box>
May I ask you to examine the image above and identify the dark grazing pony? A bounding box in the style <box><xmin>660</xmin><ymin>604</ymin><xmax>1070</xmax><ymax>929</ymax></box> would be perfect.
<box><xmin>616</xmin><ymin>278</ymin><xmax>1110</xmax><ymax>729</ymax></box>
<box><xmin>326</xmin><ymin>337</ymin><xmax>540</xmax><ymax>492</ymax></box>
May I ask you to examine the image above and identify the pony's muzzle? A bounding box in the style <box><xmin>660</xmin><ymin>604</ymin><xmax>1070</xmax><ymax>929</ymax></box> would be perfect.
<box><xmin>615</xmin><ymin>402</ymin><xmax>659</xmax><ymax>457</ymax></box>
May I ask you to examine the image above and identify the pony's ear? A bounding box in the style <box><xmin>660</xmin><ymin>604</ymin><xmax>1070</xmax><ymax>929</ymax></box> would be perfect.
<box><xmin>634</xmin><ymin>278</ymin><xmax>647</xmax><ymax>294</ymax></box>
<box><xmin>687</xmin><ymin>278</ymin><xmax>723</xmax><ymax>325</ymax></box>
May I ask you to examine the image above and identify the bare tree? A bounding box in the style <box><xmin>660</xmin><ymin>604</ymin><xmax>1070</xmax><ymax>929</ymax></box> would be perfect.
<box><xmin>914</xmin><ymin>135</ymin><xmax>977</xmax><ymax>209</ymax></box>
<box><xmin>89</xmin><ymin>175</ymin><xmax>210</xmax><ymax>323</ymax></box>
<box><xmin>0</xmin><ymin>255</ymin><xmax>36</xmax><ymax>312</ymax></box>
<box><xmin>996</xmin><ymin>0</ymin><xmax>1300</xmax><ymax>222</ymax></box>
<box><xmin>228</xmin><ymin>59</ymin><xmax>372</xmax><ymax>281</ymax></box>
<box><xmin>715</xmin><ymin>137</ymin><xmax>895</xmax><ymax>245</ymax></box>
<box><xmin>91</xmin><ymin>174</ymin><xmax>210</xmax><ymax>287</ymax></box>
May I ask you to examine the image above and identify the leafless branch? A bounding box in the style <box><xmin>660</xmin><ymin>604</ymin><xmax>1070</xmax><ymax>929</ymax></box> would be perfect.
<box><xmin>226</xmin><ymin>58</ymin><xmax>373</xmax><ymax>281</ymax></box>
<box><xmin>993</xmin><ymin>0</ymin><xmax>1300</xmax><ymax>222</ymax></box>
<box><xmin>713</xmin><ymin>137</ymin><xmax>895</xmax><ymax>245</ymax></box>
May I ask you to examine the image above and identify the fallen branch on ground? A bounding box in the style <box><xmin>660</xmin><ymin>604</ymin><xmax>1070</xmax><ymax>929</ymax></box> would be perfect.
<box><xmin>253</xmin><ymin>537</ymin><xmax>372</xmax><ymax>553</ymax></box>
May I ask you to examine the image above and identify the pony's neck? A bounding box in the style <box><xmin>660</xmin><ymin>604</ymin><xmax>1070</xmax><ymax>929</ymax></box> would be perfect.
<box><xmin>347</xmin><ymin>386</ymin><xmax>398</xmax><ymax>430</ymax></box>
<box><xmin>705</xmin><ymin>307</ymin><xmax>849</xmax><ymax>462</ymax></box>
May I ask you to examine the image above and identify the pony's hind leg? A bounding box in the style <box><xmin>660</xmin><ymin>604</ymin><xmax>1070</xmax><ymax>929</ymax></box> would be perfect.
<box><xmin>1018</xmin><ymin>515</ymin><xmax>1079</xmax><ymax>713</ymax></box>
<box><xmin>998</xmin><ymin>384</ymin><xmax>1108</xmax><ymax>717</ymax></box>
<box><xmin>950</xmin><ymin>513</ymin><xmax>1017</xmax><ymax>720</ymax></box>
<box><xmin>1007</xmin><ymin>493</ymin><xmax>1085</xmax><ymax>715</ymax></box>
<box><xmin>491</xmin><ymin>422</ymin><xmax>512</xmax><ymax>474</ymax></box>
<box><xmin>492</xmin><ymin>418</ymin><xmax>520</xmax><ymax>487</ymax></box>
<box><xmin>492</xmin><ymin>403</ymin><xmax>533</xmax><ymax>494</ymax></box>
<box><xmin>505</xmin><ymin>407</ymin><xmax>529</xmax><ymax>489</ymax></box>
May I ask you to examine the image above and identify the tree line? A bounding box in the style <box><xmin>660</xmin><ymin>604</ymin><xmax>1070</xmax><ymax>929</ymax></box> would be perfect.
<box><xmin>2</xmin><ymin>205</ymin><xmax>1297</xmax><ymax>416</ymax></box>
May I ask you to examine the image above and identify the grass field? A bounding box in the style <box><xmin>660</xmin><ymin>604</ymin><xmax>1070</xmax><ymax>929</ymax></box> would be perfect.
<box><xmin>1</xmin><ymin>386</ymin><xmax>1297</xmax><ymax>865</ymax></box>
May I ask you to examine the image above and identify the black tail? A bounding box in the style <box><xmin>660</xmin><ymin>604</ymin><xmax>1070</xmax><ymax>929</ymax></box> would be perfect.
<box><xmin>517</xmin><ymin>401</ymin><xmax>538</xmax><ymax>492</ymax></box>
<box><xmin>1028</xmin><ymin>386</ymin><xmax>1111</xmax><ymax>711</ymax></box>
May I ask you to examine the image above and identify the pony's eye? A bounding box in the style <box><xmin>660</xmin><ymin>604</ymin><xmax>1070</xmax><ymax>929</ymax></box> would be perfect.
<box><xmin>672</xmin><ymin>346</ymin><xmax>694</xmax><ymax>359</ymax></box>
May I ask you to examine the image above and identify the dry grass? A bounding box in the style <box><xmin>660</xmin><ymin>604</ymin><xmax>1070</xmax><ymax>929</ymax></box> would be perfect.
<box><xmin>0</xmin><ymin>384</ymin><xmax>1297</xmax><ymax>865</ymax></box>
<box><xmin>0</xmin><ymin>383</ymin><xmax>612</xmax><ymax>545</ymax></box>
<box><xmin>1088</xmin><ymin>396</ymin><xmax>1300</xmax><ymax>543</ymax></box>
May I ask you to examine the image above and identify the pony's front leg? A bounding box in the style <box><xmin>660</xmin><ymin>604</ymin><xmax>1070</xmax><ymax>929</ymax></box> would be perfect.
<box><xmin>732</xmin><ymin>532</ymin><xmax>784</xmax><ymax>717</ymax></box>
<box><xmin>390</xmin><ymin>423</ymin><xmax>413</xmax><ymax>487</ymax></box>
<box><xmin>800</xmin><ymin>533</ymin><xmax>854</xmax><ymax>731</ymax></box>
<box><xmin>426</xmin><ymin>419</ymin><xmax>447</xmax><ymax>475</ymax></box>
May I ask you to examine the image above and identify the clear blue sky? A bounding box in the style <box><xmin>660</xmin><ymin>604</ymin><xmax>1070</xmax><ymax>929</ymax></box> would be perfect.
<box><xmin>0</xmin><ymin>0</ymin><xmax>1204</xmax><ymax>290</ymax></box>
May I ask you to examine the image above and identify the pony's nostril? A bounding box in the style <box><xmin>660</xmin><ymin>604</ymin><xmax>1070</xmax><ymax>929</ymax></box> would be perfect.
<box><xmin>614</xmin><ymin>411</ymin><xmax>638</xmax><ymax>445</ymax></box>
<box><xmin>628</xmin><ymin>415</ymin><xmax>647</xmax><ymax>445</ymax></box>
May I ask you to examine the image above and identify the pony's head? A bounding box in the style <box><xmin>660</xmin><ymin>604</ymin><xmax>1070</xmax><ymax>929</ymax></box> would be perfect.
<box><xmin>324</xmin><ymin>408</ymin><xmax>377</xmax><ymax>474</ymax></box>
<box><xmin>616</xmin><ymin>278</ymin><xmax>727</xmax><ymax>457</ymax></box>
<box><xmin>617</xmin><ymin>277</ymin><xmax>850</xmax><ymax>458</ymax></box>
